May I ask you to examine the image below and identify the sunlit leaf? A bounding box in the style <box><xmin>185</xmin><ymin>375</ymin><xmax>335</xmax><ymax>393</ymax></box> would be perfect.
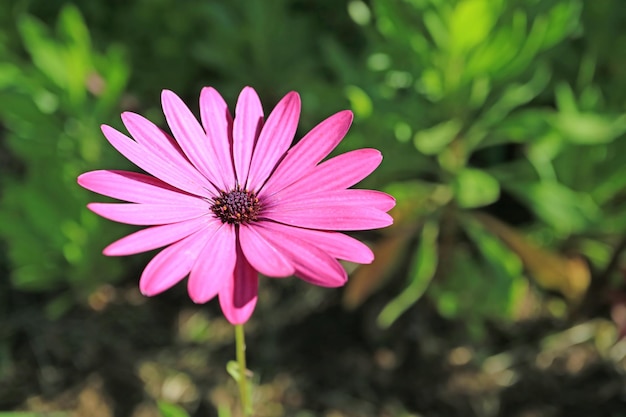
<box><xmin>541</xmin><ymin>0</ymin><xmax>583</xmax><ymax>49</ymax></box>
<box><xmin>555</xmin><ymin>82</ymin><xmax>579</xmax><ymax>114</ymax></box>
<box><xmin>552</xmin><ymin>112</ymin><xmax>626</xmax><ymax>145</ymax></box>
<box><xmin>158</xmin><ymin>401</ymin><xmax>191</xmax><ymax>417</ymax></box>
<box><xmin>465</xmin><ymin>10</ymin><xmax>526</xmax><ymax>78</ymax></box>
<box><xmin>347</xmin><ymin>0</ymin><xmax>371</xmax><ymax>26</ymax></box>
<box><xmin>58</xmin><ymin>4</ymin><xmax>92</xmax><ymax>106</ymax></box>
<box><xmin>413</xmin><ymin>119</ymin><xmax>461</xmax><ymax>155</ymax></box>
<box><xmin>344</xmin><ymin>85</ymin><xmax>372</xmax><ymax>118</ymax></box>
<box><xmin>453</xmin><ymin>168</ymin><xmax>500</xmax><ymax>209</ymax></box>
<box><xmin>226</xmin><ymin>360</ymin><xmax>245</xmax><ymax>383</ymax></box>
<box><xmin>503</xmin><ymin>181</ymin><xmax>599</xmax><ymax>233</ymax></box>
<box><xmin>475</xmin><ymin>64</ymin><xmax>551</xmax><ymax>134</ymax></box>
<box><xmin>423</xmin><ymin>9</ymin><xmax>448</xmax><ymax>50</ymax></box>
<box><xmin>449</xmin><ymin>0</ymin><xmax>497</xmax><ymax>53</ymax></box>
<box><xmin>18</xmin><ymin>16</ymin><xmax>67</xmax><ymax>89</ymax></box>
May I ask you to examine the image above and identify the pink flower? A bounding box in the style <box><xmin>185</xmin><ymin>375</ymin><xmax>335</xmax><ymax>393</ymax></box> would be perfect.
<box><xmin>78</xmin><ymin>87</ymin><xmax>394</xmax><ymax>324</ymax></box>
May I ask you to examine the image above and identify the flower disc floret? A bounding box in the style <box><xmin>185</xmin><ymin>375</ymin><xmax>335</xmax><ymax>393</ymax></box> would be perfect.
<box><xmin>211</xmin><ymin>187</ymin><xmax>261</xmax><ymax>225</ymax></box>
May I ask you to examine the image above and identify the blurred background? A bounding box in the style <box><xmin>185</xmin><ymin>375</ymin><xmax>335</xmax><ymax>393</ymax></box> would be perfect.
<box><xmin>1</xmin><ymin>0</ymin><xmax>626</xmax><ymax>416</ymax></box>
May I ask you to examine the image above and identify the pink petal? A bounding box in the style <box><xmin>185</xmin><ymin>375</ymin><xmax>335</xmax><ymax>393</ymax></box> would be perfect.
<box><xmin>261</xmin><ymin>110</ymin><xmax>353</xmax><ymax>196</ymax></box>
<box><xmin>264</xmin><ymin>189</ymin><xmax>396</xmax><ymax>212</ymax></box>
<box><xmin>120</xmin><ymin>112</ymin><xmax>219</xmax><ymax>193</ymax></box>
<box><xmin>78</xmin><ymin>170</ymin><xmax>201</xmax><ymax>205</ymax></box>
<box><xmin>199</xmin><ymin>87</ymin><xmax>236</xmax><ymax>188</ymax></box>
<box><xmin>87</xmin><ymin>202</ymin><xmax>209</xmax><ymax>226</ymax></box>
<box><xmin>161</xmin><ymin>90</ymin><xmax>231</xmax><ymax>190</ymax></box>
<box><xmin>257</xmin><ymin>221</ymin><xmax>374</xmax><ymax>264</ymax></box>
<box><xmin>263</xmin><ymin>205</ymin><xmax>393</xmax><ymax>231</ymax></box>
<box><xmin>246</xmin><ymin>92</ymin><xmax>301</xmax><ymax>191</ymax></box>
<box><xmin>253</xmin><ymin>223</ymin><xmax>347</xmax><ymax>287</ymax></box>
<box><xmin>122</xmin><ymin>112</ymin><xmax>186</xmax><ymax>159</ymax></box>
<box><xmin>238</xmin><ymin>223</ymin><xmax>295</xmax><ymax>277</ymax></box>
<box><xmin>188</xmin><ymin>224</ymin><xmax>236</xmax><ymax>303</ymax></box>
<box><xmin>233</xmin><ymin>87</ymin><xmax>264</xmax><ymax>185</ymax></box>
<box><xmin>266</xmin><ymin>149</ymin><xmax>382</xmax><ymax>200</ymax></box>
<box><xmin>219</xmin><ymin>245</ymin><xmax>259</xmax><ymax>324</ymax></box>
<box><xmin>101</xmin><ymin>124</ymin><xmax>212</xmax><ymax>197</ymax></box>
<box><xmin>104</xmin><ymin>216</ymin><xmax>220</xmax><ymax>256</ymax></box>
<box><xmin>139</xmin><ymin>227</ymin><xmax>212</xmax><ymax>296</ymax></box>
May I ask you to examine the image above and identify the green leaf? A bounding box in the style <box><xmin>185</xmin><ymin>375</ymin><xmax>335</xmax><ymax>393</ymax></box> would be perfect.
<box><xmin>226</xmin><ymin>360</ymin><xmax>242</xmax><ymax>382</ymax></box>
<box><xmin>449</xmin><ymin>0</ymin><xmax>497</xmax><ymax>53</ymax></box>
<box><xmin>344</xmin><ymin>85</ymin><xmax>372</xmax><ymax>118</ymax></box>
<box><xmin>18</xmin><ymin>16</ymin><xmax>67</xmax><ymax>89</ymax></box>
<box><xmin>591</xmin><ymin>163</ymin><xmax>626</xmax><ymax>205</ymax></box>
<box><xmin>0</xmin><ymin>62</ymin><xmax>21</xmax><ymax>89</ymax></box>
<box><xmin>57</xmin><ymin>4</ymin><xmax>92</xmax><ymax>106</ymax></box>
<box><xmin>413</xmin><ymin>119</ymin><xmax>462</xmax><ymax>155</ymax></box>
<box><xmin>462</xmin><ymin>216</ymin><xmax>526</xmax><ymax>318</ymax></box>
<box><xmin>504</xmin><ymin>181</ymin><xmax>599</xmax><ymax>233</ymax></box>
<box><xmin>158</xmin><ymin>401</ymin><xmax>191</xmax><ymax>417</ymax></box>
<box><xmin>479</xmin><ymin>109</ymin><xmax>551</xmax><ymax>148</ymax></box>
<box><xmin>453</xmin><ymin>168</ymin><xmax>500</xmax><ymax>209</ymax></box>
<box><xmin>541</xmin><ymin>0</ymin><xmax>583</xmax><ymax>49</ymax></box>
<box><xmin>552</xmin><ymin>112</ymin><xmax>626</xmax><ymax>145</ymax></box>
<box><xmin>479</xmin><ymin>65</ymin><xmax>551</xmax><ymax>130</ymax></box>
<box><xmin>378</xmin><ymin>219</ymin><xmax>439</xmax><ymax>328</ymax></box>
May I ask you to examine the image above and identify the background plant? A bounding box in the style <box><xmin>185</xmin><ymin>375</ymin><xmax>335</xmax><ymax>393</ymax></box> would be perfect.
<box><xmin>1</xmin><ymin>0</ymin><xmax>626</xmax><ymax>415</ymax></box>
<box><xmin>340</xmin><ymin>0</ymin><xmax>626</xmax><ymax>337</ymax></box>
<box><xmin>0</xmin><ymin>4</ymin><xmax>131</xmax><ymax>313</ymax></box>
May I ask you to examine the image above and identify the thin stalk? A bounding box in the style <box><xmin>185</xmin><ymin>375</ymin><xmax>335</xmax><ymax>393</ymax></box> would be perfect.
<box><xmin>235</xmin><ymin>324</ymin><xmax>252</xmax><ymax>416</ymax></box>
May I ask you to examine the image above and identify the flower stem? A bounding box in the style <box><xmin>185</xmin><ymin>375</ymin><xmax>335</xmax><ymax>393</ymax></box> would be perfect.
<box><xmin>235</xmin><ymin>323</ymin><xmax>252</xmax><ymax>416</ymax></box>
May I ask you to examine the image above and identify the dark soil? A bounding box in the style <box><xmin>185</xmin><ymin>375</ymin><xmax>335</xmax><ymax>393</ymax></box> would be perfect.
<box><xmin>2</xmin><ymin>279</ymin><xmax>626</xmax><ymax>417</ymax></box>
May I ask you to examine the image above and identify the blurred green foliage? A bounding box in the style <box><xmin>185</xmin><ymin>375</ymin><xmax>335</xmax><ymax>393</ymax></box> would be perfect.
<box><xmin>0</xmin><ymin>4</ymin><xmax>130</xmax><ymax>315</ymax></box>
<box><xmin>0</xmin><ymin>0</ymin><xmax>625</xmax><ymax>338</ymax></box>
<box><xmin>340</xmin><ymin>0</ymin><xmax>626</xmax><ymax>335</ymax></box>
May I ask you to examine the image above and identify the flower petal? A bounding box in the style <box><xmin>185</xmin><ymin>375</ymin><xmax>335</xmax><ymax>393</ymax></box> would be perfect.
<box><xmin>265</xmin><ymin>149</ymin><xmax>382</xmax><ymax>201</ymax></box>
<box><xmin>239</xmin><ymin>223</ymin><xmax>295</xmax><ymax>277</ymax></box>
<box><xmin>101</xmin><ymin>124</ymin><xmax>212</xmax><ymax>197</ymax></box>
<box><xmin>253</xmin><ymin>223</ymin><xmax>347</xmax><ymax>287</ymax></box>
<box><xmin>87</xmin><ymin>202</ymin><xmax>209</xmax><ymax>226</ymax></box>
<box><xmin>219</xmin><ymin>245</ymin><xmax>259</xmax><ymax>324</ymax></box>
<box><xmin>263</xmin><ymin>204</ymin><xmax>393</xmax><ymax>231</ymax></box>
<box><xmin>261</xmin><ymin>110</ymin><xmax>353</xmax><ymax>195</ymax></box>
<box><xmin>246</xmin><ymin>92</ymin><xmax>301</xmax><ymax>190</ymax></box>
<box><xmin>199</xmin><ymin>87</ymin><xmax>236</xmax><ymax>188</ymax></box>
<box><xmin>120</xmin><ymin>111</ymin><xmax>221</xmax><ymax>193</ymax></box>
<box><xmin>233</xmin><ymin>87</ymin><xmax>264</xmax><ymax>185</ymax></box>
<box><xmin>162</xmin><ymin>89</ymin><xmax>230</xmax><ymax>190</ymax></box>
<box><xmin>265</xmin><ymin>189</ymin><xmax>396</xmax><ymax>212</ymax></box>
<box><xmin>257</xmin><ymin>221</ymin><xmax>374</xmax><ymax>264</ymax></box>
<box><xmin>122</xmin><ymin>111</ymin><xmax>186</xmax><ymax>160</ymax></box>
<box><xmin>103</xmin><ymin>216</ymin><xmax>220</xmax><ymax>256</ymax></box>
<box><xmin>139</xmin><ymin>227</ymin><xmax>212</xmax><ymax>296</ymax></box>
<box><xmin>188</xmin><ymin>224</ymin><xmax>237</xmax><ymax>303</ymax></box>
<box><xmin>78</xmin><ymin>170</ymin><xmax>201</xmax><ymax>205</ymax></box>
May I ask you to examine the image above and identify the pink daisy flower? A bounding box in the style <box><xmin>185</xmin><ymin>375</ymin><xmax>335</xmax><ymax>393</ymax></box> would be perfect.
<box><xmin>78</xmin><ymin>87</ymin><xmax>394</xmax><ymax>324</ymax></box>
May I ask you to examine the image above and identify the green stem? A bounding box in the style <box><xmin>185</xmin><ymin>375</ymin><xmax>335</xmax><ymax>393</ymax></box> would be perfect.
<box><xmin>235</xmin><ymin>323</ymin><xmax>252</xmax><ymax>416</ymax></box>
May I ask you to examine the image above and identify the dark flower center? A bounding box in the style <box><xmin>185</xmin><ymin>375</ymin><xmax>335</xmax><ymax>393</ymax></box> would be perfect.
<box><xmin>211</xmin><ymin>187</ymin><xmax>261</xmax><ymax>225</ymax></box>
